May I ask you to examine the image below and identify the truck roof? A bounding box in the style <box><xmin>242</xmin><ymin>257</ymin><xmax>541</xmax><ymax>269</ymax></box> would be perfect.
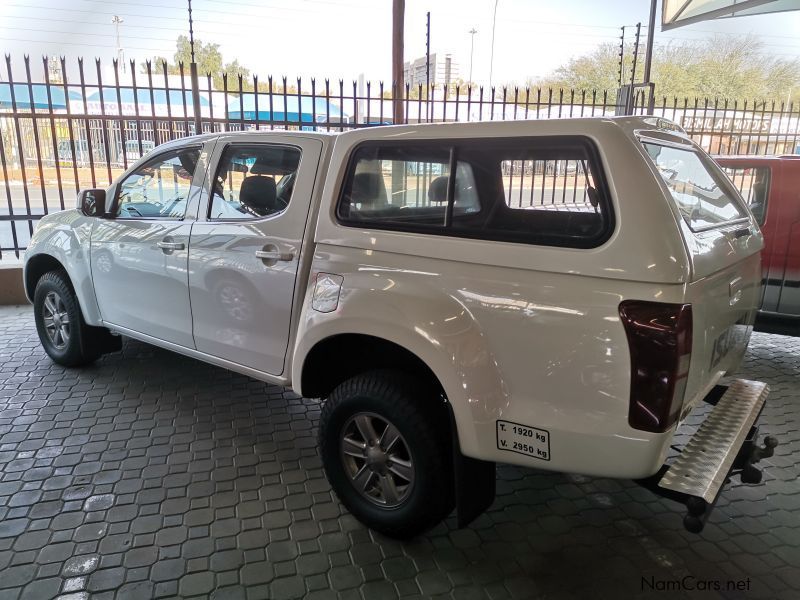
<box><xmin>334</xmin><ymin>115</ymin><xmax>691</xmax><ymax>144</ymax></box>
<box><xmin>158</xmin><ymin>116</ymin><xmax>691</xmax><ymax>150</ymax></box>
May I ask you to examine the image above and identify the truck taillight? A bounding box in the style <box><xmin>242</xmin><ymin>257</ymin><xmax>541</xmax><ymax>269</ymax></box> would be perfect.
<box><xmin>619</xmin><ymin>301</ymin><xmax>693</xmax><ymax>433</ymax></box>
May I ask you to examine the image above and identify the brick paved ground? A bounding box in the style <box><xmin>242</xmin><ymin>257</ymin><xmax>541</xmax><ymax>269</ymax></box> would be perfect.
<box><xmin>0</xmin><ymin>304</ymin><xmax>798</xmax><ymax>600</ymax></box>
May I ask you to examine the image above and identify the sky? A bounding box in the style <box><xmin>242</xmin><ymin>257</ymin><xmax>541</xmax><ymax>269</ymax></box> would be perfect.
<box><xmin>1</xmin><ymin>0</ymin><xmax>800</xmax><ymax>87</ymax></box>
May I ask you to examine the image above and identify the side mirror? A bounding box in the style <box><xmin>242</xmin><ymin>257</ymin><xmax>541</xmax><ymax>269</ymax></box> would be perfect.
<box><xmin>78</xmin><ymin>188</ymin><xmax>107</xmax><ymax>217</ymax></box>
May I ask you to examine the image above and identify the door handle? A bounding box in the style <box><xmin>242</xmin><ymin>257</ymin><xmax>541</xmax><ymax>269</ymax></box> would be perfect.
<box><xmin>157</xmin><ymin>240</ymin><xmax>185</xmax><ymax>251</ymax></box>
<box><xmin>255</xmin><ymin>249</ymin><xmax>294</xmax><ymax>261</ymax></box>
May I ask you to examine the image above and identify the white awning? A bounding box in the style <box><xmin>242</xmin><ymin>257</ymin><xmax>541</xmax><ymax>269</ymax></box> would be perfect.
<box><xmin>662</xmin><ymin>0</ymin><xmax>800</xmax><ymax>30</ymax></box>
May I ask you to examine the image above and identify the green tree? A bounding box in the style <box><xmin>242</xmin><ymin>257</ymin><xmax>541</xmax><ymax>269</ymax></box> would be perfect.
<box><xmin>532</xmin><ymin>35</ymin><xmax>800</xmax><ymax>103</ymax></box>
<box><xmin>142</xmin><ymin>36</ymin><xmax>253</xmax><ymax>91</ymax></box>
<box><xmin>532</xmin><ymin>42</ymin><xmax>623</xmax><ymax>95</ymax></box>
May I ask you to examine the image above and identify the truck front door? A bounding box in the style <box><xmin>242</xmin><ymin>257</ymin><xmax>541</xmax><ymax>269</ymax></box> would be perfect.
<box><xmin>91</xmin><ymin>143</ymin><xmax>209</xmax><ymax>347</ymax></box>
<box><xmin>188</xmin><ymin>135</ymin><xmax>323</xmax><ymax>375</ymax></box>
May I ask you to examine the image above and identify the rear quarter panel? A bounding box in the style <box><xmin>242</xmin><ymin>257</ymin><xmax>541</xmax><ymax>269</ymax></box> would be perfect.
<box><xmin>295</xmin><ymin>244</ymin><xmax>687</xmax><ymax>478</ymax></box>
<box><xmin>297</xmin><ymin>119</ymin><xmax>704</xmax><ymax>478</ymax></box>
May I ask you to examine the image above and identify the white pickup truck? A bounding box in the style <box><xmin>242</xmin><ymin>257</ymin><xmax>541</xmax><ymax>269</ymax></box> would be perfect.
<box><xmin>24</xmin><ymin>117</ymin><xmax>777</xmax><ymax>538</ymax></box>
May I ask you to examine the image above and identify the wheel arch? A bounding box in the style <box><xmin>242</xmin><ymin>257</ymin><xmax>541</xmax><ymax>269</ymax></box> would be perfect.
<box><xmin>24</xmin><ymin>251</ymin><xmax>102</xmax><ymax>326</ymax></box>
<box><xmin>302</xmin><ymin>331</ymin><xmax>498</xmax><ymax>530</ymax></box>
<box><xmin>300</xmin><ymin>333</ymin><xmax>444</xmax><ymax>401</ymax></box>
<box><xmin>24</xmin><ymin>253</ymin><xmax>65</xmax><ymax>303</ymax></box>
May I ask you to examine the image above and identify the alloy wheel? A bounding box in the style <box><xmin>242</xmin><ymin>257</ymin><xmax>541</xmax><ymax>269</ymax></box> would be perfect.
<box><xmin>42</xmin><ymin>291</ymin><xmax>70</xmax><ymax>350</ymax></box>
<box><xmin>340</xmin><ymin>412</ymin><xmax>415</xmax><ymax>508</ymax></box>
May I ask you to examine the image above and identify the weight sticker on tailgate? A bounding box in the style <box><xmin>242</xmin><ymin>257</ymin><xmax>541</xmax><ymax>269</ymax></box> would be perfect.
<box><xmin>496</xmin><ymin>420</ymin><xmax>550</xmax><ymax>461</ymax></box>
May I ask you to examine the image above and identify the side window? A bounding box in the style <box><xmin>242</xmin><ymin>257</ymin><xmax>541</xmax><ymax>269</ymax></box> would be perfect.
<box><xmin>337</xmin><ymin>137</ymin><xmax>612</xmax><ymax>248</ymax></box>
<box><xmin>500</xmin><ymin>158</ymin><xmax>597</xmax><ymax>212</ymax></box>
<box><xmin>209</xmin><ymin>144</ymin><xmax>302</xmax><ymax>220</ymax></box>
<box><xmin>116</xmin><ymin>147</ymin><xmax>200</xmax><ymax>219</ymax></box>
<box><xmin>643</xmin><ymin>143</ymin><xmax>748</xmax><ymax>231</ymax></box>
<box><xmin>468</xmin><ymin>144</ymin><xmax>607</xmax><ymax>244</ymax></box>
<box><xmin>339</xmin><ymin>145</ymin><xmax>480</xmax><ymax>227</ymax></box>
<box><xmin>721</xmin><ymin>166</ymin><xmax>770</xmax><ymax>225</ymax></box>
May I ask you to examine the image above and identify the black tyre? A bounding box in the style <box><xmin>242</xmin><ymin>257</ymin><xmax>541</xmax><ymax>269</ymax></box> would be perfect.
<box><xmin>33</xmin><ymin>270</ymin><xmax>119</xmax><ymax>367</ymax></box>
<box><xmin>319</xmin><ymin>370</ymin><xmax>454</xmax><ymax>538</ymax></box>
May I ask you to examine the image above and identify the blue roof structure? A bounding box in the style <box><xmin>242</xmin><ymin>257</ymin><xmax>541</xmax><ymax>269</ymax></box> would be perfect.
<box><xmin>0</xmin><ymin>83</ymin><xmax>70</xmax><ymax>110</ymax></box>
<box><xmin>227</xmin><ymin>93</ymin><xmax>344</xmax><ymax>123</ymax></box>
<box><xmin>86</xmin><ymin>87</ymin><xmax>210</xmax><ymax>107</ymax></box>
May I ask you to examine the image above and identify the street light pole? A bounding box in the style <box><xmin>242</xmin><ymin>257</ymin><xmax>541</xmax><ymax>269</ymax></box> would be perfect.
<box><xmin>468</xmin><ymin>28</ymin><xmax>477</xmax><ymax>85</ymax></box>
<box><xmin>111</xmin><ymin>15</ymin><xmax>124</xmax><ymax>72</ymax></box>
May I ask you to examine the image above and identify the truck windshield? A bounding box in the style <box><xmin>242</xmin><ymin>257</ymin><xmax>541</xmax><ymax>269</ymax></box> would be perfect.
<box><xmin>643</xmin><ymin>142</ymin><xmax>748</xmax><ymax>231</ymax></box>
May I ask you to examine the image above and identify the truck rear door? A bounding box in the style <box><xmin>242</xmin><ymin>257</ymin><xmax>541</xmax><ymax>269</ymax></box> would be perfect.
<box><xmin>187</xmin><ymin>135</ymin><xmax>323</xmax><ymax>376</ymax></box>
<box><xmin>642</xmin><ymin>138</ymin><xmax>763</xmax><ymax>417</ymax></box>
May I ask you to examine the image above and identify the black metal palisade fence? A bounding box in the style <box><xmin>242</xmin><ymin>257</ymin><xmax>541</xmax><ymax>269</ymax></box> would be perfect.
<box><xmin>2</xmin><ymin>55</ymin><xmax>799</xmax><ymax>259</ymax></box>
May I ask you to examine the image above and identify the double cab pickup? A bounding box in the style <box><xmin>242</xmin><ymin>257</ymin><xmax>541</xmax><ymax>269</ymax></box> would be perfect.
<box><xmin>24</xmin><ymin>117</ymin><xmax>778</xmax><ymax>537</ymax></box>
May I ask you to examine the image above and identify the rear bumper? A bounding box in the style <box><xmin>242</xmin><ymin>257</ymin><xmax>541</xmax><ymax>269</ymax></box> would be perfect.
<box><xmin>637</xmin><ymin>379</ymin><xmax>777</xmax><ymax>532</ymax></box>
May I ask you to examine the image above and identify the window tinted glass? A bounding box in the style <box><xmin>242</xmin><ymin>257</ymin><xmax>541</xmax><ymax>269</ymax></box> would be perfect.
<box><xmin>643</xmin><ymin>143</ymin><xmax>748</xmax><ymax>231</ymax></box>
<box><xmin>501</xmin><ymin>158</ymin><xmax>597</xmax><ymax>212</ymax></box>
<box><xmin>210</xmin><ymin>145</ymin><xmax>301</xmax><ymax>220</ymax></box>
<box><xmin>720</xmin><ymin>165</ymin><xmax>769</xmax><ymax>225</ymax></box>
<box><xmin>117</xmin><ymin>147</ymin><xmax>200</xmax><ymax>219</ymax></box>
<box><xmin>338</xmin><ymin>137</ymin><xmax>611</xmax><ymax>248</ymax></box>
<box><xmin>339</xmin><ymin>146</ymin><xmax>481</xmax><ymax>227</ymax></box>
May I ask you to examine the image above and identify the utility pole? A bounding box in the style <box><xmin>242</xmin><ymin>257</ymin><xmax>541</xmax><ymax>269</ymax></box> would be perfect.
<box><xmin>111</xmin><ymin>15</ymin><xmax>125</xmax><ymax>72</ymax></box>
<box><xmin>642</xmin><ymin>0</ymin><xmax>658</xmax><ymax>114</ymax></box>
<box><xmin>392</xmin><ymin>0</ymin><xmax>405</xmax><ymax>125</ymax></box>
<box><xmin>489</xmin><ymin>0</ymin><xmax>499</xmax><ymax>89</ymax></box>
<box><xmin>643</xmin><ymin>0</ymin><xmax>657</xmax><ymax>84</ymax></box>
<box><xmin>187</xmin><ymin>0</ymin><xmax>203</xmax><ymax>135</ymax></box>
<box><xmin>425</xmin><ymin>11</ymin><xmax>431</xmax><ymax>121</ymax></box>
<box><xmin>468</xmin><ymin>28</ymin><xmax>477</xmax><ymax>86</ymax></box>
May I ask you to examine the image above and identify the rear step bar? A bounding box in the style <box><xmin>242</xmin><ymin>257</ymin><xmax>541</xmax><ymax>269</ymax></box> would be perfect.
<box><xmin>637</xmin><ymin>379</ymin><xmax>778</xmax><ymax>533</ymax></box>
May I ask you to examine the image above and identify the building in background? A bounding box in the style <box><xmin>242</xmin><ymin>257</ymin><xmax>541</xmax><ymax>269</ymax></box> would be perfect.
<box><xmin>403</xmin><ymin>53</ymin><xmax>457</xmax><ymax>92</ymax></box>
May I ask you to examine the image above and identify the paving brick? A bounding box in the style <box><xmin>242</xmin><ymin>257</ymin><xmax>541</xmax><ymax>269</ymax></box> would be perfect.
<box><xmin>179</xmin><ymin>571</ymin><xmax>215</xmax><ymax>596</ymax></box>
<box><xmin>86</xmin><ymin>567</ymin><xmax>125</xmax><ymax>593</ymax></box>
<box><xmin>269</xmin><ymin>575</ymin><xmax>306</xmax><ymax>600</ymax></box>
<box><xmin>0</xmin><ymin>306</ymin><xmax>797</xmax><ymax>599</ymax></box>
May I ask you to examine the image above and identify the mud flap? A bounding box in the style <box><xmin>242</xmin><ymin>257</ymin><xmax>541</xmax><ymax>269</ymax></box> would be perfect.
<box><xmin>454</xmin><ymin>449</ymin><xmax>496</xmax><ymax>527</ymax></box>
<box><xmin>85</xmin><ymin>326</ymin><xmax>122</xmax><ymax>355</ymax></box>
<box><xmin>447</xmin><ymin>406</ymin><xmax>496</xmax><ymax>527</ymax></box>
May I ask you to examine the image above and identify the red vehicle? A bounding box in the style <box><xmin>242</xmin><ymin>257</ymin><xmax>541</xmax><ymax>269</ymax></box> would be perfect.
<box><xmin>716</xmin><ymin>155</ymin><xmax>800</xmax><ymax>330</ymax></box>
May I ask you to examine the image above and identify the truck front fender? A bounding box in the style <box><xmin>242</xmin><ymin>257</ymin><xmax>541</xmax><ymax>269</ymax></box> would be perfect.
<box><xmin>24</xmin><ymin>211</ymin><xmax>102</xmax><ymax>326</ymax></box>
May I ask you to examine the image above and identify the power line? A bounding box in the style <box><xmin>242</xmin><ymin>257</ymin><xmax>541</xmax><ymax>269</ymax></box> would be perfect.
<box><xmin>2</xmin><ymin>3</ymin><xmax>190</xmax><ymax>21</ymax></box>
<box><xmin>0</xmin><ymin>14</ymin><xmax>190</xmax><ymax>33</ymax></box>
<box><xmin>2</xmin><ymin>25</ymin><xmax>177</xmax><ymax>43</ymax></box>
<box><xmin>66</xmin><ymin>0</ymin><xmax>186</xmax><ymax>9</ymax></box>
<box><xmin>0</xmin><ymin>35</ymin><xmax>161</xmax><ymax>52</ymax></box>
